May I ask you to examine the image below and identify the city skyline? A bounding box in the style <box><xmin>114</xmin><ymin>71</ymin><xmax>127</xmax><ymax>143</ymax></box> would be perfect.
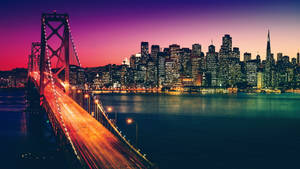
<box><xmin>1</xmin><ymin>0</ymin><xmax>300</xmax><ymax>70</ymax></box>
<box><xmin>2</xmin><ymin>2</ymin><xmax>300</xmax><ymax>169</ymax></box>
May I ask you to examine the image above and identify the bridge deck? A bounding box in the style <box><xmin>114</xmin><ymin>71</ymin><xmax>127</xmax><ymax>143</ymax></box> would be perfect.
<box><xmin>31</xmin><ymin>73</ymin><xmax>147</xmax><ymax>169</ymax></box>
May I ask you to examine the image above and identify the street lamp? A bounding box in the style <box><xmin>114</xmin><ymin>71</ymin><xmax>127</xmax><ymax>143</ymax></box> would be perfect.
<box><xmin>107</xmin><ymin>106</ymin><xmax>117</xmax><ymax>124</ymax></box>
<box><xmin>126</xmin><ymin>118</ymin><xmax>138</xmax><ymax>147</ymax></box>
<box><xmin>94</xmin><ymin>99</ymin><xmax>99</xmax><ymax>120</ymax></box>
<box><xmin>84</xmin><ymin>93</ymin><xmax>90</xmax><ymax>113</ymax></box>
<box><xmin>107</xmin><ymin>106</ymin><xmax>113</xmax><ymax>112</ymax></box>
<box><xmin>71</xmin><ymin>86</ymin><xmax>76</xmax><ymax>99</ymax></box>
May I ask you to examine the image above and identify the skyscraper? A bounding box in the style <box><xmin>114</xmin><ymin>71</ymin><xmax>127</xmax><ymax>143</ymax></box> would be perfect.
<box><xmin>141</xmin><ymin>42</ymin><xmax>149</xmax><ymax>58</ymax></box>
<box><xmin>266</xmin><ymin>30</ymin><xmax>271</xmax><ymax>61</ymax></box>
<box><xmin>169</xmin><ymin>44</ymin><xmax>180</xmax><ymax>60</ymax></box>
<box><xmin>218</xmin><ymin>34</ymin><xmax>233</xmax><ymax>87</ymax></box>
<box><xmin>297</xmin><ymin>52</ymin><xmax>300</xmax><ymax>65</ymax></box>
<box><xmin>180</xmin><ymin>48</ymin><xmax>192</xmax><ymax>77</ymax></box>
<box><xmin>219</xmin><ymin>34</ymin><xmax>232</xmax><ymax>58</ymax></box>
<box><xmin>264</xmin><ymin>30</ymin><xmax>275</xmax><ymax>88</ymax></box>
<box><xmin>245</xmin><ymin>60</ymin><xmax>258</xmax><ymax>86</ymax></box>
<box><xmin>206</xmin><ymin>44</ymin><xmax>218</xmax><ymax>86</ymax></box>
<box><xmin>277</xmin><ymin>53</ymin><xmax>283</xmax><ymax>62</ymax></box>
<box><xmin>150</xmin><ymin>45</ymin><xmax>160</xmax><ymax>61</ymax></box>
<box><xmin>192</xmin><ymin>44</ymin><xmax>201</xmax><ymax>57</ymax></box>
<box><xmin>232</xmin><ymin>47</ymin><xmax>240</xmax><ymax>59</ymax></box>
<box><xmin>244</xmin><ymin>52</ymin><xmax>251</xmax><ymax>62</ymax></box>
<box><xmin>158</xmin><ymin>52</ymin><xmax>167</xmax><ymax>87</ymax></box>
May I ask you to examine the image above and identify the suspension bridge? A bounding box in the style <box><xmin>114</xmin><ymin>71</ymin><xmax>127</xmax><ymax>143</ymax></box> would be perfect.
<box><xmin>27</xmin><ymin>12</ymin><xmax>153</xmax><ymax>169</ymax></box>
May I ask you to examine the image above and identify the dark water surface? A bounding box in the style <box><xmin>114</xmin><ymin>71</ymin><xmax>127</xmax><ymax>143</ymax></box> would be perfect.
<box><xmin>0</xmin><ymin>89</ymin><xmax>68</xmax><ymax>169</ymax></box>
<box><xmin>2</xmin><ymin>89</ymin><xmax>300</xmax><ymax>169</ymax></box>
<box><xmin>99</xmin><ymin>93</ymin><xmax>300</xmax><ymax>169</ymax></box>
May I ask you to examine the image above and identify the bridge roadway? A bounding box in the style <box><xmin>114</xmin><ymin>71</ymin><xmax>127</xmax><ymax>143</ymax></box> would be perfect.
<box><xmin>31</xmin><ymin>72</ymin><xmax>147</xmax><ymax>169</ymax></box>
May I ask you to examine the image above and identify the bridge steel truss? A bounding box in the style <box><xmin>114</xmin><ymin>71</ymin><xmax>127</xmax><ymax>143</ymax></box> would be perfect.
<box><xmin>27</xmin><ymin>11</ymin><xmax>154</xmax><ymax>169</ymax></box>
<box><xmin>40</xmin><ymin>12</ymin><xmax>70</xmax><ymax>96</ymax></box>
<box><xmin>28</xmin><ymin>42</ymin><xmax>41</xmax><ymax>75</ymax></box>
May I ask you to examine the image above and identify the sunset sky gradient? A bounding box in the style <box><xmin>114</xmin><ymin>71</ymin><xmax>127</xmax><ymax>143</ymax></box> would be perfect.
<box><xmin>1</xmin><ymin>0</ymin><xmax>300</xmax><ymax>70</ymax></box>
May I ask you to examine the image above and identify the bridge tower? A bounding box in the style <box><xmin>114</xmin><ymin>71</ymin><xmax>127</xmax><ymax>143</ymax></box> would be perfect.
<box><xmin>39</xmin><ymin>12</ymin><xmax>71</xmax><ymax>95</ymax></box>
<box><xmin>28</xmin><ymin>42</ymin><xmax>41</xmax><ymax>74</ymax></box>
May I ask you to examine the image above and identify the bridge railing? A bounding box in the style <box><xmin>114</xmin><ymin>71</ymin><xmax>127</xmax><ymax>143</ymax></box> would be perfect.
<box><xmin>71</xmin><ymin>89</ymin><xmax>154</xmax><ymax>168</ymax></box>
<box><xmin>95</xmin><ymin>99</ymin><xmax>154</xmax><ymax>168</ymax></box>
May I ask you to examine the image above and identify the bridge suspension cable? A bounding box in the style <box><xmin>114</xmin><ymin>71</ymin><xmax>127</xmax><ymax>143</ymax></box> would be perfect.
<box><xmin>42</xmin><ymin>17</ymin><xmax>81</xmax><ymax>161</ymax></box>
<box><xmin>66</xmin><ymin>18</ymin><xmax>81</xmax><ymax>67</ymax></box>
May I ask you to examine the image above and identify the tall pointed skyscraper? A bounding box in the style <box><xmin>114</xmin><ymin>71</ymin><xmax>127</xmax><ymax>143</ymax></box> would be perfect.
<box><xmin>266</xmin><ymin>30</ymin><xmax>271</xmax><ymax>60</ymax></box>
<box><xmin>264</xmin><ymin>29</ymin><xmax>275</xmax><ymax>88</ymax></box>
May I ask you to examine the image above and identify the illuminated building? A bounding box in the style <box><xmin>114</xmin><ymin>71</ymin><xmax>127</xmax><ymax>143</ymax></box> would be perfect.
<box><xmin>192</xmin><ymin>44</ymin><xmax>201</xmax><ymax>57</ymax></box>
<box><xmin>277</xmin><ymin>53</ymin><xmax>283</xmax><ymax>62</ymax></box>
<box><xmin>69</xmin><ymin>65</ymin><xmax>86</xmax><ymax>87</ymax></box>
<box><xmin>158</xmin><ymin>52</ymin><xmax>167</xmax><ymax>87</ymax></box>
<box><xmin>297</xmin><ymin>52</ymin><xmax>300</xmax><ymax>66</ymax></box>
<box><xmin>264</xmin><ymin>30</ymin><xmax>275</xmax><ymax>88</ymax></box>
<box><xmin>165</xmin><ymin>59</ymin><xmax>177</xmax><ymax>86</ymax></box>
<box><xmin>219</xmin><ymin>34</ymin><xmax>232</xmax><ymax>58</ymax></box>
<box><xmin>141</xmin><ymin>42</ymin><xmax>149</xmax><ymax>58</ymax></box>
<box><xmin>146</xmin><ymin>59</ymin><xmax>157</xmax><ymax>87</ymax></box>
<box><xmin>180</xmin><ymin>48</ymin><xmax>192</xmax><ymax>77</ymax></box>
<box><xmin>244</xmin><ymin>52</ymin><xmax>251</xmax><ymax>62</ymax></box>
<box><xmin>257</xmin><ymin>71</ymin><xmax>263</xmax><ymax>89</ymax></box>
<box><xmin>206</xmin><ymin>44</ymin><xmax>218</xmax><ymax>87</ymax></box>
<box><xmin>245</xmin><ymin>60</ymin><xmax>258</xmax><ymax>87</ymax></box>
<box><xmin>232</xmin><ymin>47</ymin><xmax>240</xmax><ymax>59</ymax></box>
<box><xmin>150</xmin><ymin>45</ymin><xmax>160</xmax><ymax>61</ymax></box>
<box><xmin>169</xmin><ymin>44</ymin><xmax>180</xmax><ymax>61</ymax></box>
<box><xmin>218</xmin><ymin>34</ymin><xmax>233</xmax><ymax>87</ymax></box>
<box><xmin>227</xmin><ymin>58</ymin><xmax>241</xmax><ymax>87</ymax></box>
<box><xmin>134</xmin><ymin>64</ymin><xmax>147</xmax><ymax>87</ymax></box>
<box><xmin>130</xmin><ymin>55</ymin><xmax>136</xmax><ymax>69</ymax></box>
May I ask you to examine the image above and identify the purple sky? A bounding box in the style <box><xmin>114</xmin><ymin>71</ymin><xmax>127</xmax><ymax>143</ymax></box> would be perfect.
<box><xmin>1</xmin><ymin>0</ymin><xmax>300</xmax><ymax>70</ymax></box>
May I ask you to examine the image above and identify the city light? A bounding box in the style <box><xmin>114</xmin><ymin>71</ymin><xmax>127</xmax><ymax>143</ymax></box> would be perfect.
<box><xmin>5</xmin><ymin>1</ymin><xmax>300</xmax><ymax>169</ymax></box>
<box><xmin>107</xmin><ymin>106</ymin><xmax>113</xmax><ymax>112</ymax></box>
<box><xmin>126</xmin><ymin>118</ymin><xmax>133</xmax><ymax>125</ymax></box>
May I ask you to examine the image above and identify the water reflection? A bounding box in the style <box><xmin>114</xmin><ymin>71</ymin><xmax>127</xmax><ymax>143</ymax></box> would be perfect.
<box><xmin>20</xmin><ymin>111</ymin><xmax>27</xmax><ymax>136</ymax></box>
<box><xmin>99</xmin><ymin>93</ymin><xmax>300</xmax><ymax>119</ymax></box>
<box><xmin>100</xmin><ymin>93</ymin><xmax>300</xmax><ymax>169</ymax></box>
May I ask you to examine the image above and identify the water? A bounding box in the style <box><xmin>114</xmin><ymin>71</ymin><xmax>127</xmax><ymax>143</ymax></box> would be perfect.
<box><xmin>98</xmin><ymin>93</ymin><xmax>300</xmax><ymax>169</ymax></box>
<box><xmin>2</xmin><ymin>90</ymin><xmax>300</xmax><ymax>169</ymax></box>
<box><xmin>0</xmin><ymin>89</ymin><xmax>68</xmax><ymax>169</ymax></box>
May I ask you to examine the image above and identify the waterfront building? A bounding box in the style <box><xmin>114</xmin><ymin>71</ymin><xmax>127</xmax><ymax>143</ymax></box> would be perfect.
<box><xmin>158</xmin><ymin>52</ymin><xmax>167</xmax><ymax>87</ymax></box>
<box><xmin>206</xmin><ymin>44</ymin><xmax>218</xmax><ymax>87</ymax></box>
<box><xmin>69</xmin><ymin>65</ymin><xmax>86</xmax><ymax>87</ymax></box>
<box><xmin>246</xmin><ymin>60</ymin><xmax>258</xmax><ymax>87</ymax></box>
<box><xmin>257</xmin><ymin>71</ymin><xmax>263</xmax><ymax>89</ymax></box>
<box><xmin>227</xmin><ymin>58</ymin><xmax>242</xmax><ymax>87</ymax></box>
<box><xmin>180</xmin><ymin>48</ymin><xmax>192</xmax><ymax>77</ymax></box>
<box><xmin>165</xmin><ymin>59</ymin><xmax>177</xmax><ymax>86</ymax></box>
<box><xmin>264</xmin><ymin>30</ymin><xmax>275</xmax><ymax>88</ymax></box>
<box><xmin>146</xmin><ymin>59</ymin><xmax>157</xmax><ymax>87</ymax></box>
<box><xmin>218</xmin><ymin>34</ymin><xmax>233</xmax><ymax>87</ymax></box>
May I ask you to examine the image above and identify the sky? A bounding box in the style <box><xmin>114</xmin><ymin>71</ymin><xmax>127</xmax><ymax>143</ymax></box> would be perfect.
<box><xmin>1</xmin><ymin>0</ymin><xmax>300</xmax><ymax>70</ymax></box>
